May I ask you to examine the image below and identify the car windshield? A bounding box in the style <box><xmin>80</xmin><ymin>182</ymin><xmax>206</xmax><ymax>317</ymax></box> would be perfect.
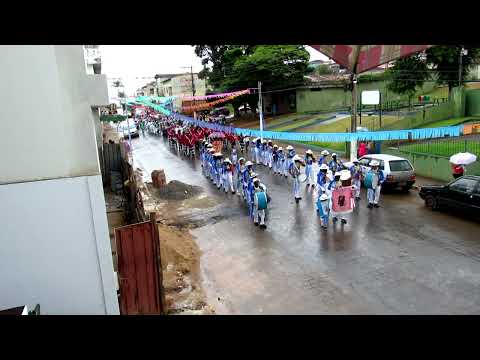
<box><xmin>389</xmin><ymin>160</ymin><xmax>413</xmax><ymax>172</ymax></box>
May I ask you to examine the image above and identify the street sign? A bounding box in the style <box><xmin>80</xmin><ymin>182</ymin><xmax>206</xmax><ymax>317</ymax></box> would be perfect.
<box><xmin>362</xmin><ymin>90</ymin><xmax>380</xmax><ymax>105</ymax></box>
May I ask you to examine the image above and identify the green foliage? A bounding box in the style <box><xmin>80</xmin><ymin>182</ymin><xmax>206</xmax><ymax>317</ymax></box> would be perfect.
<box><xmin>358</xmin><ymin>71</ymin><xmax>390</xmax><ymax>83</ymax></box>
<box><xmin>100</xmin><ymin>114</ymin><xmax>126</xmax><ymax>123</ymax></box>
<box><xmin>386</xmin><ymin>54</ymin><xmax>429</xmax><ymax>100</ymax></box>
<box><xmin>316</xmin><ymin>64</ymin><xmax>333</xmax><ymax>75</ymax></box>
<box><xmin>426</xmin><ymin>46</ymin><xmax>480</xmax><ymax>92</ymax></box>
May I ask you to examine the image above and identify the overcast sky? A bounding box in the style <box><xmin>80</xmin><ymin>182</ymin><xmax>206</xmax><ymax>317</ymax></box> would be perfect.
<box><xmin>101</xmin><ymin>45</ymin><xmax>328</xmax><ymax>98</ymax></box>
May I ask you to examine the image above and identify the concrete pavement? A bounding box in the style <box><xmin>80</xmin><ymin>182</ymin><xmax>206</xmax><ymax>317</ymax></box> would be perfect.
<box><xmin>132</xmin><ymin>134</ymin><xmax>480</xmax><ymax>314</ymax></box>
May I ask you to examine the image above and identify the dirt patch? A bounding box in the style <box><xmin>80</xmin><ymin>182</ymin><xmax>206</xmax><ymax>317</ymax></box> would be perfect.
<box><xmin>157</xmin><ymin>180</ymin><xmax>202</xmax><ymax>200</ymax></box>
<box><xmin>158</xmin><ymin>224</ymin><xmax>215</xmax><ymax>315</ymax></box>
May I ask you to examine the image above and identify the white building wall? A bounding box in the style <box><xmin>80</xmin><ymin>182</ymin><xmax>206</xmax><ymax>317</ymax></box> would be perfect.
<box><xmin>0</xmin><ymin>45</ymin><xmax>118</xmax><ymax>315</ymax></box>
<box><xmin>0</xmin><ymin>176</ymin><xmax>118</xmax><ymax>315</ymax></box>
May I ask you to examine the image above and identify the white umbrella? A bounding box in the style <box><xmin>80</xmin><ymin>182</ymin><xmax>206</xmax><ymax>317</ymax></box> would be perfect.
<box><xmin>449</xmin><ymin>152</ymin><xmax>477</xmax><ymax>165</ymax></box>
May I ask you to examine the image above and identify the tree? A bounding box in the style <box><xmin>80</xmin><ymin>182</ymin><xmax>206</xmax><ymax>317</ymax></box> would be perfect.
<box><xmin>316</xmin><ymin>64</ymin><xmax>333</xmax><ymax>75</ymax></box>
<box><xmin>425</xmin><ymin>45</ymin><xmax>480</xmax><ymax>96</ymax></box>
<box><xmin>386</xmin><ymin>54</ymin><xmax>429</xmax><ymax>109</ymax></box>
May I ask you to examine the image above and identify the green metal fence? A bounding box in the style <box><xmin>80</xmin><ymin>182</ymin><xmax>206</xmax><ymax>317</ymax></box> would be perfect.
<box><xmin>399</xmin><ymin>137</ymin><xmax>480</xmax><ymax>158</ymax></box>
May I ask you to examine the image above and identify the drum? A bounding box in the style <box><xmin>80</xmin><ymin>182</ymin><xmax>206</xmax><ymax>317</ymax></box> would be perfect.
<box><xmin>254</xmin><ymin>191</ymin><xmax>268</xmax><ymax>210</ymax></box>
<box><xmin>298</xmin><ymin>174</ymin><xmax>307</xmax><ymax>183</ymax></box>
<box><xmin>364</xmin><ymin>172</ymin><xmax>378</xmax><ymax>189</ymax></box>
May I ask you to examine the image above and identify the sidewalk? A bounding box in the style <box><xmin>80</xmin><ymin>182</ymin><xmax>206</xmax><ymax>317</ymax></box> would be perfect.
<box><xmin>412</xmin><ymin>175</ymin><xmax>447</xmax><ymax>191</ymax></box>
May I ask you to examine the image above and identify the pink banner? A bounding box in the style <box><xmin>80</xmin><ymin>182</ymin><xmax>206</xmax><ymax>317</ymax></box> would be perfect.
<box><xmin>331</xmin><ymin>187</ymin><xmax>354</xmax><ymax>214</ymax></box>
<box><xmin>182</xmin><ymin>89</ymin><xmax>250</xmax><ymax>101</ymax></box>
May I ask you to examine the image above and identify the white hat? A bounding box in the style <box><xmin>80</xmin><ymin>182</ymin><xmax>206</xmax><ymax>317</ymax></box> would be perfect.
<box><xmin>250</xmin><ymin>172</ymin><xmax>257</xmax><ymax>179</ymax></box>
<box><xmin>214</xmin><ymin>152</ymin><xmax>223</xmax><ymax>157</ymax></box>
<box><xmin>334</xmin><ymin>171</ymin><xmax>341</xmax><ymax>178</ymax></box>
<box><xmin>320</xmin><ymin>193</ymin><xmax>329</xmax><ymax>201</ymax></box>
<box><xmin>278</xmin><ymin>147</ymin><xmax>283</xmax><ymax>151</ymax></box>
<box><xmin>293</xmin><ymin>154</ymin><xmax>302</xmax><ymax>162</ymax></box>
<box><xmin>244</xmin><ymin>137</ymin><xmax>250</xmax><ymax>141</ymax></box>
<box><xmin>238</xmin><ymin>157</ymin><xmax>245</xmax><ymax>162</ymax></box>
<box><xmin>352</xmin><ymin>158</ymin><xmax>359</xmax><ymax>163</ymax></box>
<box><xmin>207</xmin><ymin>144</ymin><xmax>213</xmax><ymax>148</ymax></box>
<box><xmin>332</xmin><ymin>153</ymin><xmax>337</xmax><ymax>157</ymax></box>
<box><xmin>286</xmin><ymin>145</ymin><xmax>293</xmax><ymax>150</ymax></box>
<box><xmin>224</xmin><ymin>158</ymin><xmax>232</xmax><ymax>164</ymax></box>
<box><xmin>208</xmin><ymin>148</ymin><xmax>215</xmax><ymax>153</ymax></box>
<box><xmin>340</xmin><ymin>170</ymin><xmax>351</xmax><ymax>181</ymax></box>
<box><xmin>245</xmin><ymin>161</ymin><xmax>253</xmax><ymax>166</ymax></box>
<box><xmin>320</xmin><ymin>164</ymin><xmax>329</xmax><ymax>170</ymax></box>
<box><xmin>273</xmin><ymin>144</ymin><xmax>278</xmax><ymax>148</ymax></box>
<box><xmin>306</xmin><ymin>149</ymin><xmax>313</xmax><ymax>154</ymax></box>
<box><xmin>321</xmin><ymin>150</ymin><xmax>329</xmax><ymax>156</ymax></box>
<box><xmin>262</xmin><ymin>139</ymin><xmax>267</xmax><ymax>143</ymax></box>
<box><xmin>370</xmin><ymin>160</ymin><xmax>380</xmax><ymax>167</ymax></box>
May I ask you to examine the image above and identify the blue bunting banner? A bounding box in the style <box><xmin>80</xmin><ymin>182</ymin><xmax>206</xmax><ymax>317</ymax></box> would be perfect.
<box><xmin>139</xmin><ymin>105</ymin><xmax>463</xmax><ymax>142</ymax></box>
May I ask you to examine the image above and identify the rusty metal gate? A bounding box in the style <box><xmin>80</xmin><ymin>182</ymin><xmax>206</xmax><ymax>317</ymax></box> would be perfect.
<box><xmin>115</xmin><ymin>214</ymin><xmax>166</xmax><ymax>315</ymax></box>
<box><xmin>101</xmin><ymin>143</ymin><xmax>122</xmax><ymax>186</ymax></box>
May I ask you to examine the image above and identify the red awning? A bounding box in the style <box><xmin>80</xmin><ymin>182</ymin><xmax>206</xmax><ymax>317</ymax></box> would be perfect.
<box><xmin>309</xmin><ymin>45</ymin><xmax>433</xmax><ymax>74</ymax></box>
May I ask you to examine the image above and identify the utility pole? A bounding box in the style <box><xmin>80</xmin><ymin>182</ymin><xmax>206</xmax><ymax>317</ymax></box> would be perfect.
<box><xmin>182</xmin><ymin>66</ymin><xmax>196</xmax><ymax>118</ymax></box>
<box><xmin>258</xmin><ymin>81</ymin><xmax>264</xmax><ymax>142</ymax></box>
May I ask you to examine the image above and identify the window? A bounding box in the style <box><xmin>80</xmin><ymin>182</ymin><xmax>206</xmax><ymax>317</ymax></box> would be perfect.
<box><xmin>389</xmin><ymin>160</ymin><xmax>413</xmax><ymax>172</ymax></box>
<box><xmin>150</xmin><ymin>88</ymin><xmax>155</xmax><ymax>95</ymax></box>
<box><xmin>359</xmin><ymin>158</ymin><xmax>371</xmax><ymax>166</ymax></box>
<box><xmin>450</xmin><ymin>178</ymin><xmax>478</xmax><ymax>194</ymax></box>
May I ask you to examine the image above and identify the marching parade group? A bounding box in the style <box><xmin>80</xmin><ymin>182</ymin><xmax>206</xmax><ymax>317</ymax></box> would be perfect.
<box><xmin>141</xmin><ymin>113</ymin><xmax>386</xmax><ymax>231</ymax></box>
<box><xmin>198</xmin><ymin>135</ymin><xmax>386</xmax><ymax>231</ymax></box>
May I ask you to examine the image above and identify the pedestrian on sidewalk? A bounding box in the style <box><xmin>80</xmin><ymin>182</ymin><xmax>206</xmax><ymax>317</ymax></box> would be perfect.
<box><xmin>452</xmin><ymin>163</ymin><xmax>465</xmax><ymax>179</ymax></box>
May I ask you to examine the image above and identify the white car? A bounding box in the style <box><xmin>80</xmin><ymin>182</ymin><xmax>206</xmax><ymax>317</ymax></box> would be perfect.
<box><xmin>357</xmin><ymin>154</ymin><xmax>416</xmax><ymax>191</ymax></box>
<box><xmin>118</xmin><ymin>120</ymin><xmax>139</xmax><ymax>138</ymax></box>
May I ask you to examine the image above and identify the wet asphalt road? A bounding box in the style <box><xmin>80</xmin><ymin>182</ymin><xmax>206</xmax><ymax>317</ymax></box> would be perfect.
<box><xmin>132</xmin><ymin>134</ymin><xmax>480</xmax><ymax>314</ymax></box>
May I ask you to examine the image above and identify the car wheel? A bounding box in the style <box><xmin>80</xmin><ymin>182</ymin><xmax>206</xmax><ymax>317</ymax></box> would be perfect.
<box><xmin>424</xmin><ymin>195</ymin><xmax>438</xmax><ymax>210</ymax></box>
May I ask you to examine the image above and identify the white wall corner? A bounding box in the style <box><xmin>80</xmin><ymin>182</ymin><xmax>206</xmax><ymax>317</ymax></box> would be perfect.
<box><xmin>86</xmin><ymin>175</ymin><xmax>120</xmax><ymax>315</ymax></box>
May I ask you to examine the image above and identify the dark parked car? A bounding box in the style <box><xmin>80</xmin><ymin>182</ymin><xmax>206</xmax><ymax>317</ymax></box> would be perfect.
<box><xmin>419</xmin><ymin>175</ymin><xmax>480</xmax><ymax>215</ymax></box>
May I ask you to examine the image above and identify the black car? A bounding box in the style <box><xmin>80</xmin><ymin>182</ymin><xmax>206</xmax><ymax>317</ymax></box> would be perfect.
<box><xmin>419</xmin><ymin>175</ymin><xmax>480</xmax><ymax>215</ymax></box>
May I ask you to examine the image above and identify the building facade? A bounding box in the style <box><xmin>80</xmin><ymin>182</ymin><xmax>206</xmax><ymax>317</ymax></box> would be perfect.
<box><xmin>0</xmin><ymin>45</ymin><xmax>119</xmax><ymax>315</ymax></box>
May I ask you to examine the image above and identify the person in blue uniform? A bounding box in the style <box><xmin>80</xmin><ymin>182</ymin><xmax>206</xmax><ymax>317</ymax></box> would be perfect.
<box><xmin>272</xmin><ymin>145</ymin><xmax>279</xmax><ymax>174</ymax></box>
<box><xmin>246</xmin><ymin>172</ymin><xmax>257</xmax><ymax>219</ymax></box>
<box><xmin>235</xmin><ymin>157</ymin><xmax>245</xmax><ymax>196</ymax></box>
<box><xmin>213</xmin><ymin>153</ymin><xmax>224</xmax><ymax>189</ymax></box>
<box><xmin>254</xmin><ymin>138</ymin><xmax>262</xmax><ymax>164</ymax></box>
<box><xmin>242</xmin><ymin>161</ymin><xmax>254</xmax><ymax>201</ymax></box>
<box><xmin>222</xmin><ymin>158</ymin><xmax>235</xmax><ymax>194</ymax></box>
<box><xmin>304</xmin><ymin>149</ymin><xmax>316</xmax><ymax>187</ymax></box>
<box><xmin>318</xmin><ymin>150</ymin><xmax>330</xmax><ymax>166</ymax></box>
<box><xmin>329</xmin><ymin>153</ymin><xmax>343</xmax><ymax>173</ymax></box>
<box><xmin>349</xmin><ymin>159</ymin><xmax>362</xmax><ymax>200</ymax></box>
<box><xmin>267</xmin><ymin>140</ymin><xmax>274</xmax><ymax>169</ymax></box>
<box><xmin>285</xmin><ymin>145</ymin><xmax>296</xmax><ymax>178</ymax></box>
<box><xmin>317</xmin><ymin>193</ymin><xmax>330</xmax><ymax>230</ymax></box>
<box><xmin>366</xmin><ymin>160</ymin><xmax>385</xmax><ymax>209</ymax></box>
<box><xmin>251</xmin><ymin>176</ymin><xmax>268</xmax><ymax>229</ymax></box>
<box><xmin>316</xmin><ymin>163</ymin><xmax>329</xmax><ymax>193</ymax></box>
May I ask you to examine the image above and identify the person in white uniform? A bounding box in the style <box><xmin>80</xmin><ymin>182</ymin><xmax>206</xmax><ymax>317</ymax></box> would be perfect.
<box><xmin>289</xmin><ymin>154</ymin><xmax>304</xmax><ymax>203</ymax></box>
<box><xmin>366</xmin><ymin>160</ymin><xmax>385</xmax><ymax>209</ymax></box>
<box><xmin>222</xmin><ymin>158</ymin><xmax>235</xmax><ymax>194</ymax></box>
<box><xmin>304</xmin><ymin>149</ymin><xmax>316</xmax><ymax>187</ymax></box>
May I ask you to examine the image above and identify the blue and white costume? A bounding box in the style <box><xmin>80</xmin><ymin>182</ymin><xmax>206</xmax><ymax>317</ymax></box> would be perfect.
<box><xmin>316</xmin><ymin>164</ymin><xmax>329</xmax><ymax>194</ymax></box>
<box><xmin>317</xmin><ymin>193</ymin><xmax>330</xmax><ymax>229</ymax></box>
<box><xmin>366</xmin><ymin>160</ymin><xmax>385</xmax><ymax>207</ymax></box>
<box><xmin>349</xmin><ymin>160</ymin><xmax>362</xmax><ymax>199</ymax></box>
<box><xmin>254</xmin><ymin>138</ymin><xmax>262</xmax><ymax>164</ymax></box>
<box><xmin>304</xmin><ymin>150</ymin><xmax>315</xmax><ymax>186</ymax></box>
<box><xmin>285</xmin><ymin>146</ymin><xmax>295</xmax><ymax>177</ymax></box>
<box><xmin>252</xmin><ymin>178</ymin><xmax>268</xmax><ymax>228</ymax></box>
<box><xmin>235</xmin><ymin>158</ymin><xmax>245</xmax><ymax>195</ymax></box>
<box><xmin>329</xmin><ymin>154</ymin><xmax>343</xmax><ymax>173</ymax></box>
<box><xmin>277</xmin><ymin>148</ymin><xmax>285</xmax><ymax>175</ymax></box>
<box><xmin>222</xmin><ymin>159</ymin><xmax>235</xmax><ymax>193</ymax></box>
<box><xmin>289</xmin><ymin>155</ymin><xmax>302</xmax><ymax>202</ymax></box>
<box><xmin>231</xmin><ymin>148</ymin><xmax>238</xmax><ymax>166</ymax></box>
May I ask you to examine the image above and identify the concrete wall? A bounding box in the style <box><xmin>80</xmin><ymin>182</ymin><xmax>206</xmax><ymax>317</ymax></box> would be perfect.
<box><xmin>0</xmin><ymin>46</ymin><xmax>118</xmax><ymax>315</ymax></box>
<box><xmin>0</xmin><ymin>175</ymin><xmax>119</xmax><ymax>315</ymax></box>
<box><xmin>384</xmin><ymin>147</ymin><xmax>480</xmax><ymax>182</ymax></box>
<box><xmin>0</xmin><ymin>46</ymin><xmax>107</xmax><ymax>184</ymax></box>
<box><xmin>296</xmin><ymin>81</ymin><xmax>438</xmax><ymax>113</ymax></box>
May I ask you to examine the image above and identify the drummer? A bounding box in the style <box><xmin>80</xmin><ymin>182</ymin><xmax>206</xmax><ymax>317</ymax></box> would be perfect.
<box><xmin>331</xmin><ymin>170</ymin><xmax>356</xmax><ymax>225</ymax></box>
<box><xmin>304</xmin><ymin>149</ymin><xmax>316</xmax><ymax>187</ymax></box>
<box><xmin>366</xmin><ymin>160</ymin><xmax>385</xmax><ymax>209</ymax></box>
<box><xmin>252</xmin><ymin>176</ymin><xmax>268</xmax><ymax>229</ymax></box>
<box><xmin>289</xmin><ymin>154</ymin><xmax>304</xmax><ymax>204</ymax></box>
